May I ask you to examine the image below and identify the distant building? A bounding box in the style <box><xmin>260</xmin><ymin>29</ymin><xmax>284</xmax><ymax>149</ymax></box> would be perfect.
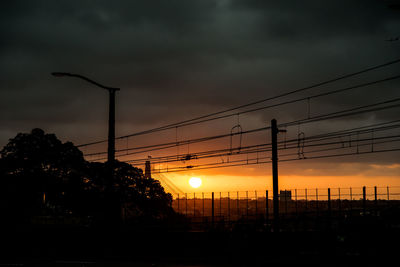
<box><xmin>280</xmin><ymin>190</ymin><xmax>292</xmax><ymax>201</ymax></box>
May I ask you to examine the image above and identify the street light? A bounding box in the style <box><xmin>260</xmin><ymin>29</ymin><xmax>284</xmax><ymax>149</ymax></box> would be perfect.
<box><xmin>51</xmin><ymin>72</ymin><xmax>120</xmax><ymax>164</ymax></box>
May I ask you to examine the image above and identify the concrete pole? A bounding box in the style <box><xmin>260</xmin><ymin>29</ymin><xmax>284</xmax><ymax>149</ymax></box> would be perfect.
<box><xmin>271</xmin><ymin>119</ymin><xmax>279</xmax><ymax>231</ymax></box>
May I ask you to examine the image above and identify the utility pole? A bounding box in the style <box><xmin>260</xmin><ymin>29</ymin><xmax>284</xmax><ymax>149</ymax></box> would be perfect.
<box><xmin>271</xmin><ymin>119</ymin><xmax>285</xmax><ymax>232</ymax></box>
<box><xmin>108</xmin><ymin>88</ymin><xmax>117</xmax><ymax>164</ymax></box>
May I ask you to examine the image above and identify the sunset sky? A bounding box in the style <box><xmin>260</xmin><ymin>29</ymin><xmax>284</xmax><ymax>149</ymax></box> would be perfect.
<box><xmin>1</xmin><ymin>0</ymin><xmax>400</xmax><ymax>194</ymax></box>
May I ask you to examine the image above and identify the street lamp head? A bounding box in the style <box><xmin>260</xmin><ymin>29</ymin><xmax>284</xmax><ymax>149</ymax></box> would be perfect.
<box><xmin>50</xmin><ymin>72</ymin><xmax>119</xmax><ymax>91</ymax></box>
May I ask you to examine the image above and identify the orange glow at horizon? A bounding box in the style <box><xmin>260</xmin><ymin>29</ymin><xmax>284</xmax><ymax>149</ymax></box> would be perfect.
<box><xmin>158</xmin><ymin>173</ymin><xmax>400</xmax><ymax>195</ymax></box>
<box><xmin>153</xmin><ymin>161</ymin><xmax>400</xmax><ymax>196</ymax></box>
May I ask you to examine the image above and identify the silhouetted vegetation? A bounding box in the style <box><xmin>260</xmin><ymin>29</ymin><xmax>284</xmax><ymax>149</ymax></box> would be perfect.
<box><xmin>0</xmin><ymin>128</ymin><xmax>176</xmax><ymax>227</ymax></box>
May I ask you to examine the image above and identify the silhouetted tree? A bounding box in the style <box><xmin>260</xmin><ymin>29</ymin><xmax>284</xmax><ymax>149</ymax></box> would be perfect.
<box><xmin>114</xmin><ymin>161</ymin><xmax>173</xmax><ymax>220</ymax></box>
<box><xmin>0</xmin><ymin>128</ymin><xmax>174</xmax><ymax>226</ymax></box>
<box><xmin>86</xmin><ymin>161</ymin><xmax>174</xmax><ymax>224</ymax></box>
<box><xmin>0</xmin><ymin>129</ymin><xmax>86</xmax><ymax>223</ymax></box>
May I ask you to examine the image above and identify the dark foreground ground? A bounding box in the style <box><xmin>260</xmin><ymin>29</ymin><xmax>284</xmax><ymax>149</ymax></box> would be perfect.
<box><xmin>1</xmin><ymin>214</ymin><xmax>400</xmax><ymax>267</ymax></box>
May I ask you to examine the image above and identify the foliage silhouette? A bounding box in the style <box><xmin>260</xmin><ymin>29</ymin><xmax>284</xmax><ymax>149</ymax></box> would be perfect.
<box><xmin>0</xmin><ymin>128</ymin><xmax>175</xmax><ymax>227</ymax></box>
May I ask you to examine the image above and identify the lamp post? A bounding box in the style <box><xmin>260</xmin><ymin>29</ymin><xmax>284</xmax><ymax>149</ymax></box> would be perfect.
<box><xmin>51</xmin><ymin>72</ymin><xmax>120</xmax><ymax>164</ymax></box>
<box><xmin>52</xmin><ymin>72</ymin><xmax>121</xmax><ymax>225</ymax></box>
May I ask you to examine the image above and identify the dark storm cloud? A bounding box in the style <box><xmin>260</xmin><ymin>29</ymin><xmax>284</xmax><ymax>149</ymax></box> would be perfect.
<box><xmin>1</xmin><ymin>0</ymin><xmax>400</xmax><ymax>158</ymax></box>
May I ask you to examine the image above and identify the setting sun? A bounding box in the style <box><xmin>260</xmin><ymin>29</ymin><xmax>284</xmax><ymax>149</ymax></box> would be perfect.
<box><xmin>189</xmin><ymin>177</ymin><xmax>202</xmax><ymax>188</ymax></box>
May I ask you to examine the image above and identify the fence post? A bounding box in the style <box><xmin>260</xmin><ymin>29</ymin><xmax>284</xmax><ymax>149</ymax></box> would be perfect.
<box><xmin>255</xmin><ymin>191</ymin><xmax>258</xmax><ymax>217</ymax></box>
<box><xmin>284</xmin><ymin>190</ymin><xmax>288</xmax><ymax>217</ymax></box>
<box><xmin>387</xmin><ymin>186</ymin><xmax>390</xmax><ymax>201</ymax></box>
<box><xmin>328</xmin><ymin>188</ymin><xmax>331</xmax><ymax>218</ymax></box>
<box><xmin>316</xmin><ymin>188</ymin><xmax>319</xmax><ymax>217</ymax></box>
<box><xmin>185</xmin><ymin>193</ymin><xmax>188</xmax><ymax>216</ymax></box>
<box><xmin>305</xmin><ymin>188</ymin><xmax>308</xmax><ymax>210</ymax></box>
<box><xmin>350</xmin><ymin>187</ymin><xmax>353</xmax><ymax>214</ymax></box>
<box><xmin>374</xmin><ymin>186</ymin><xmax>377</xmax><ymax>216</ymax></box>
<box><xmin>295</xmin><ymin>189</ymin><xmax>298</xmax><ymax>217</ymax></box>
<box><xmin>363</xmin><ymin>186</ymin><xmax>366</xmax><ymax>215</ymax></box>
<box><xmin>212</xmin><ymin>192</ymin><xmax>214</xmax><ymax>226</ymax></box>
<box><xmin>220</xmin><ymin>192</ymin><xmax>222</xmax><ymax>217</ymax></box>
<box><xmin>338</xmin><ymin>188</ymin><xmax>341</xmax><ymax>216</ymax></box>
<box><xmin>237</xmin><ymin>191</ymin><xmax>240</xmax><ymax>218</ymax></box>
<box><xmin>246</xmin><ymin>191</ymin><xmax>249</xmax><ymax>221</ymax></box>
<box><xmin>228</xmin><ymin>192</ymin><xmax>230</xmax><ymax>222</ymax></box>
<box><xmin>266</xmin><ymin>190</ymin><xmax>269</xmax><ymax>225</ymax></box>
<box><xmin>202</xmin><ymin>192</ymin><xmax>205</xmax><ymax>218</ymax></box>
<box><xmin>177</xmin><ymin>193</ymin><xmax>180</xmax><ymax>213</ymax></box>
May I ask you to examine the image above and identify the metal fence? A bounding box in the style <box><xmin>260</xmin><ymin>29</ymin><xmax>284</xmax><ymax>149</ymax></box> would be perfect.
<box><xmin>171</xmin><ymin>186</ymin><xmax>400</xmax><ymax>229</ymax></box>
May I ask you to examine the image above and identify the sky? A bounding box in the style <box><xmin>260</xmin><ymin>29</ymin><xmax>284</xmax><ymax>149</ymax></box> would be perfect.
<box><xmin>1</xmin><ymin>0</ymin><xmax>400</xmax><ymax>193</ymax></box>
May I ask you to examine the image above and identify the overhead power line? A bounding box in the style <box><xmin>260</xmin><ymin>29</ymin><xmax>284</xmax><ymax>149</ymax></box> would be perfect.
<box><xmin>91</xmin><ymin>119</ymin><xmax>400</xmax><ymax>163</ymax></box>
<box><xmin>85</xmin><ymin>97</ymin><xmax>400</xmax><ymax>158</ymax></box>
<box><xmin>123</xmin><ymin>121</ymin><xmax>400</xmax><ymax>171</ymax></box>
<box><xmin>280</xmin><ymin>98</ymin><xmax>400</xmax><ymax>127</ymax></box>
<box><xmin>77</xmin><ymin>58</ymin><xmax>400</xmax><ymax>148</ymax></box>
<box><xmin>149</xmin><ymin>141</ymin><xmax>400</xmax><ymax>174</ymax></box>
<box><xmin>128</xmin><ymin>130</ymin><xmax>400</xmax><ymax>167</ymax></box>
<box><xmin>112</xmin><ymin>74</ymin><xmax>400</xmax><ymax>134</ymax></box>
<box><xmin>124</xmin><ymin>120</ymin><xmax>400</xmax><ymax>165</ymax></box>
